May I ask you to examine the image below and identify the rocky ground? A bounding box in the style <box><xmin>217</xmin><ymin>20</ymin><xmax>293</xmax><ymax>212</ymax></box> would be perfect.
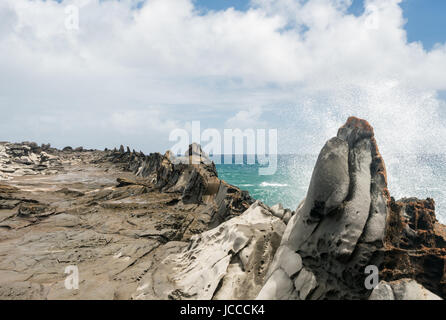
<box><xmin>0</xmin><ymin>142</ymin><xmax>285</xmax><ymax>299</ymax></box>
<box><xmin>0</xmin><ymin>117</ymin><xmax>445</xmax><ymax>300</ymax></box>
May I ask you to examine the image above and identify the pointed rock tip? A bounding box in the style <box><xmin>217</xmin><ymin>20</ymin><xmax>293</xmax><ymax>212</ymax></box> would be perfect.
<box><xmin>164</xmin><ymin>150</ymin><xmax>175</xmax><ymax>160</ymax></box>
<box><xmin>186</xmin><ymin>143</ymin><xmax>207</xmax><ymax>157</ymax></box>
<box><xmin>337</xmin><ymin>116</ymin><xmax>375</xmax><ymax>147</ymax></box>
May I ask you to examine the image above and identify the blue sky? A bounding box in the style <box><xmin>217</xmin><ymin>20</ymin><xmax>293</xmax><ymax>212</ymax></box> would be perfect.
<box><xmin>400</xmin><ymin>0</ymin><xmax>446</xmax><ymax>50</ymax></box>
<box><xmin>195</xmin><ymin>0</ymin><xmax>446</xmax><ymax>50</ymax></box>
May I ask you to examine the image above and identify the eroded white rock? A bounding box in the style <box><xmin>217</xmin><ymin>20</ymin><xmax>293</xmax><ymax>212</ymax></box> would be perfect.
<box><xmin>256</xmin><ymin>269</ymin><xmax>294</xmax><ymax>300</ymax></box>
<box><xmin>369</xmin><ymin>279</ymin><xmax>442</xmax><ymax>300</ymax></box>
<box><xmin>135</xmin><ymin>201</ymin><xmax>285</xmax><ymax>300</ymax></box>
<box><xmin>293</xmin><ymin>267</ymin><xmax>317</xmax><ymax>300</ymax></box>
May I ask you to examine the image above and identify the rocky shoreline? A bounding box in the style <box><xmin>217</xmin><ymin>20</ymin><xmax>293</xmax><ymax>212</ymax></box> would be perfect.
<box><xmin>0</xmin><ymin>117</ymin><xmax>445</xmax><ymax>300</ymax></box>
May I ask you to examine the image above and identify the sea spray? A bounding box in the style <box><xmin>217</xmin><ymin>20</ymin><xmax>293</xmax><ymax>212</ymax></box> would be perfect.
<box><xmin>216</xmin><ymin>154</ymin><xmax>446</xmax><ymax>222</ymax></box>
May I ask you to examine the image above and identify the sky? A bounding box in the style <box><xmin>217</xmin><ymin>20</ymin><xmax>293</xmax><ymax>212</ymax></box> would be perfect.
<box><xmin>0</xmin><ymin>0</ymin><xmax>445</xmax><ymax>158</ymax></box>
<box><xmin>196</xmin><ymin>0</ymin><xmax>446</xmax><ymax>50</ymax></box>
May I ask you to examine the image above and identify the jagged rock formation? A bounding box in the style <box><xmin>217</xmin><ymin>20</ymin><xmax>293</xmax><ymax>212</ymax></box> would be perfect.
<box><xmin>0</xmin><ymin>142</ymin><xmax>62</xmax><ymax>179</ymax></box>
<box><xmin>270</xmin><ymin>203</ymin><xmax>294</xmax><ymax>225</ymax></box>
<box><xmin>369</xmin><ymin>278</ymin><xmax>441</xmax><ymax>300</ymax></box>
<box><xmin>0</xmin><ymin>142</ymin><xmax>266</xmax><ymax>299</ymax></box>
<box><xmin>258</xmin><ymin>117</ymin><xmax>446</xmax><ymax>300</ymax></box>
<box><xmin>132</xmin><ymin>201</ymin><xmax>285</xmax><ymax>300</ymax></box>
<box><xmin>380</xmin><ymin>197</ymin><xmax>446</xmax><ymax>297</ymax></box>
<box><xmin>99</xmin><ymin>143</ymin><xmax>253</xmax><ymax>227</ymax></box>
<box><xmin>1</xmin><ymin>118</ymin><xmax>445</xmax><ymax>300</ymax></box>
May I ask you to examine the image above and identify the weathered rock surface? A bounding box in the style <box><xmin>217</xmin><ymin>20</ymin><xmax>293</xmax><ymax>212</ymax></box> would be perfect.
<box><xmin>259</xmin><ymin>117</ymin><xmax>446</xmax><ymax>300</ymax></box>
<box><xmin>0</xmin><ymin>142</ymin><xmax>270</xmax><ymax>300</ymax></box>
<box><xmin>270</xmin><ymin>203</ymin><xmax>294</xmax><ymax>224</ymax></box>
<box><xmin>381</xmin><ymin>197</ymin><xmax>446</xmax><ymax>297</ymax></box>
<box><xmin>132</xmin><ymin>201</ymin><xmax>285</xmax><ymax>300</ymax></box>
<box><xmin>99</xmin><ymin>143</ymin><xmax>253</xmax><ymax>226</ymax></box>
<box><xmin>2</xmin><ymin>118</ymin><xmax>445</xmax><ymax>300</ymax></box>
<box><xmin>0</xmin><ymin>142</ymin><xmax>62</xmax><ymax>180</ymax></box>
<box><xmin>369</xmin><ymin>279</ymin><xmax>442</xmax><ymax>300</ymax></box>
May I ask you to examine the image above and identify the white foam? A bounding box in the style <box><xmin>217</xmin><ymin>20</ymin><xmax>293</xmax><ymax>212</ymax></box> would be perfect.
<box><xmin>260</xmin><ymin>182</ymin><xmax>288</xmax><ymax>187</ymax></box>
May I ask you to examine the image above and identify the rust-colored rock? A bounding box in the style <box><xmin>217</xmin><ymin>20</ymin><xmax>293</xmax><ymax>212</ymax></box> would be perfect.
<box><xmin>381</xmin><ymin>198</ymin><xmax>446</xmax><ymax>298</ymax></box>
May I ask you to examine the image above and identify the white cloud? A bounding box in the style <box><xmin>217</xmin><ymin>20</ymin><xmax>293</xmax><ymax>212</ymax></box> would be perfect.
<box><xmin>109</xmin><ymin>109</ymin><xmax>180</xmax><ymax>134</ymax></box>
<box><xmin>225</xmin><ymin>106</ymin><xmax>266</xmax><ymax>128</ymax></box>
<box><xmin>0</xmin><ymin>0</ymin><xmax>445</xmax><ymax>155</ymax></box>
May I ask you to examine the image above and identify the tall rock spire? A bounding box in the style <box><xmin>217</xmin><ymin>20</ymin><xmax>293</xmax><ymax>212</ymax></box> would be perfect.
<box><xmin>258</xmin><ymin>117</ymin><xmax>392</xmax><ymax>299</ymax></box>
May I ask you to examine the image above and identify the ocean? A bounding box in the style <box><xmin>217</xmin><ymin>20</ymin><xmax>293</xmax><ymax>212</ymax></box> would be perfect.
<box><xmin>215</xmin><ymin>154</ymin><xmax>446</xmax><ymax>223</ymax></box>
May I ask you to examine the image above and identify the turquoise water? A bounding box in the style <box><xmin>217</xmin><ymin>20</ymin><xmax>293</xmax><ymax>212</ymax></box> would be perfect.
<box><xmin>215</xmin><ymin>154</ymin><xmax>446</xmax><ymax>222</ymax></box>
<box><xmin>215</xmin><ymin>155</ymin><xmax>316</xmax><ymax>211</ymax></box>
